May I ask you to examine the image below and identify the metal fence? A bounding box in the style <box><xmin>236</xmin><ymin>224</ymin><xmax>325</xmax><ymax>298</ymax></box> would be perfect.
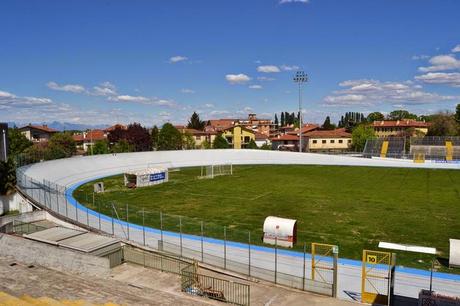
<box><xmin>15</xmin><ymin>168</ymin><xmax>334</xmax><ymax>297</ymax></box>
<box><xmin>181</xmin><ymin>269</ymin><xmax>250</xmax><ymax>306</ymax></box>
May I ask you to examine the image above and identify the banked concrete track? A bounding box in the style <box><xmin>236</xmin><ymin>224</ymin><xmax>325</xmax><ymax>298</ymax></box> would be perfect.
<box><xmin>18</xmin><ymin>150</ymin><xmax>460</xmax><ymax>303</ymax></box>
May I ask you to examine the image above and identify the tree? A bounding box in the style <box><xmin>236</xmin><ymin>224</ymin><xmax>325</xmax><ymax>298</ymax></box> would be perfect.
<box><xmin>187</xmin><ymin>112</ymin><xmax>205</xmax><ymax>130</ymax></box>
<box><xmin>8</xmin><ymin>128</ymin><xmax>32</xmax><ymax>156</ymax></box>
<box><xmin>274</xmin><ymin>114</ymin><xmax>279</xmax><ymax>126</ymax></box>
<box><xmin>47</xmin><ymin>132</ymin><xmax>76</xmax><ymax>159</ymax></box>
<box><xmin>280</xmin><ymin>112</ymin><xmax>285</xmax><ymax>126</ymax></box>
<box><xmin>322</xmin><ymin>116</ymin><xmax>335</xmax><ymax>130</ymax></box>
<box><xmin>158</xmin><ymin>123</ymin><xmax>183</xmax><ymax>150</ymax></box>
<box><xmin>212</xmin><ymin>134</ymin><xmax>230</xmax><ymax>149</ymax></box>
<box><xmin>387</xmin><ymin>110</ymin><xmax>417</xmax><ymax>120</ymax></box>
<box><xmin>125</xmin><ymin>123</ymin><xmax>152</xmax><ymax>152</ymax></box>
<box><xmin>201</xmin><ymin>139</ymin><xmax>211</xmax><ymax>149</ymax></box>
<box><xmin>91</xmin><ymin>140</ymin><xmax>109</xmax><ymax>155</ymax></box>
<box><xmin>260</xmin><ymin>143</ymin><xmax>271</xmax><ymax>150</ymax></box>
<box><xmin>107</xmin><ymin>126</ymin><xmax>127</xmax><ymax>144</ymax></box>
<box><xmin>246</xmin><ymin>139</ymin><xmax>258</xmax><ymax>149</ymax></box>
<box><xmin>455</xmin><ymin>104</ymin><xmax>460</xmax><ymax>124</ymax></box>
<box><xmin>182</xmin><ymin>132</ymin><xmax>196</xmax><ymax>150</ymax></box>
<box><xmin>351</xmin><ymin>125</ymin><xmax>375</xmax><ymax>152</ymax></box>
<box><xmin>111</xmin><ymin>139</ymin><xmax>131</xmax><ymax>153</ymax></box>
<box><xmin>151</xmin><ymin>125</ymin><xmax>159</xmax><ymax>150</ymax></box>
<box><xmin>0</xmin><ymin>159</ymin><xmax>16</xmax><ymax>195</ymax></box>
<box><xmin>426</xmin><ymin>112</ymin><xmax>458</xmax><ymax>136</ymax></box>
<box><xmin>367</xmin><ymin>112</ymin><xmax>384</xmax><ymax>122</ymax></box>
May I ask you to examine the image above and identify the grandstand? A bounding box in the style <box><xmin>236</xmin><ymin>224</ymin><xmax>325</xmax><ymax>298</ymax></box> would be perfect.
<box><xmin>362</xmin><ymin>137</ymin><xmax>406</xmax><ymax>158</ymax></box>
<box><xmin>410</xmin><ymin>136</ymin><xmax>460</xmax><ymax>161</ymax></box>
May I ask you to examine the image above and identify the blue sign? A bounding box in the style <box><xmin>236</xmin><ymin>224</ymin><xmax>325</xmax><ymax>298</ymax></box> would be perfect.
<box><xmin>149</xmin><ymin>172</ymin><xmax>166</xmax><ymax>182</ymax></box>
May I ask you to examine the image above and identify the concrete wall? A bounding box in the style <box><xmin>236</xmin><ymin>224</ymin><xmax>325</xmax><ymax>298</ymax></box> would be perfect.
<box><xmin>0</xmin><ymin>233</ymin><xmax>110</xmax><ymax>278</ymax></box>
<box><xmin>0</xmin><ymin>192</ymin><xmax>33</xmax><ymax>215</ymax></box>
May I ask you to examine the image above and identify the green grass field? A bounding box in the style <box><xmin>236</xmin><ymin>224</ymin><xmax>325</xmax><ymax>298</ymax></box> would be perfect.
<box><xmin>74</xmin><ymin>165</ymin><xmax>460</xmax><ymax>271</ymax></box>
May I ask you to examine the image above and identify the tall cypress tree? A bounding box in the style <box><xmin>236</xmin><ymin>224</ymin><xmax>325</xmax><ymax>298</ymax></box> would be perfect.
<box><xmin>274</xmin><ymin>114</ymin><xmax>279</xmax><ymax>126</ymax></box>
<box><xmin>280</xmin><ymin>112</ymin><xmax>285</xmax><ymax>126</ymax></box>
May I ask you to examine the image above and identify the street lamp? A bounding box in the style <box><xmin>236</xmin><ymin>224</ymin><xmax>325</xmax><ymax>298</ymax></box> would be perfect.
<box><xmin>293</xmin><ymin>71</ymin><xmax>308</xmax><ymax>153</ymax></box>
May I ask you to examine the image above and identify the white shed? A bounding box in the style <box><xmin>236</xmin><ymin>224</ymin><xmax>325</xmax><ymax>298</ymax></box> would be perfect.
<box><xmin>263</xmin><ymin>216</ymin><xmax>297</xmax><ymax>248</ymax></box>
<box><xmin>449</xmin><ymin>239</ymin><xmax>460</xmax><ymax>268</ymax></box>
<box><xmin>124</xmin><ymin>167</ymin><xmax>168</xmax><ymax>188</ymax></box>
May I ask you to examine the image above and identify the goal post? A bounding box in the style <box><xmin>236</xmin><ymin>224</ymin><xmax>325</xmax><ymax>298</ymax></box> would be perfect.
<box><xmin>199</xmin><ymin>163</ymin><xmax>233</xmax><ymax>179</ymax></box>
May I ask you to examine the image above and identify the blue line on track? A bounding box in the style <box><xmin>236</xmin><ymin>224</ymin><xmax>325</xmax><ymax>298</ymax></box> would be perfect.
<box><xmin>65</xmin><ymin>175</ymin><xmax>460</xmax><ymax>282</ymax></box>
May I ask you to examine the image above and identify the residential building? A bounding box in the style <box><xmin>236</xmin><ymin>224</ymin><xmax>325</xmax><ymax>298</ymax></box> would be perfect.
<box><xmin>176</xmin><ymin>127</ymin><xmax>217</xmax><ymax>148</ymax></box>
<box><xmin>255</xmin><ymin>132</ymin><xmax>270</xmax><ymax>147</ymax></box>
<box><xmin>222</xmin><ymin>126</ymin><xmax>255</xmax><ymax>149</ymax></box>
<box><xmin>304</xmin><ymin>129</ymin><xmax>352</xmax><ymax>152</ymax></box>
<box><xmin>205</xmin><ymin>114</ymin><xmax>276</xmax><ymax>137</ymax></box>
<box><xmin>104</xmin><ymin>124</ymin><xmax>127</xmax><ymax>133</ymax></box>
<box><xmin>19</xmin><ymin>124</ymin><xmax>58</xmax><ymax>142</ymax></box>
<box><xmin>72</xmin><ymin>129</ymin><xmax>107</xmax><ymax>152</ymax></box>
<box><xmin>270</xmin><ymin>134</ymin><xmax>300</xmax><ymax>151</ymax></box>
<box><xmin>286</xmin><ymin>123</ymin><xmax>320</xmax><ymax>137</ymax></box>
<box><xmin>372</xmin><ymin>120</ymin><xmax>430</xmax><ymax>137</ymax></box>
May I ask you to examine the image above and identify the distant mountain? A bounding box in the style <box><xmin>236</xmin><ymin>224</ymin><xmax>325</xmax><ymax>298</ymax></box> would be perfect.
<box><xmin>6</xmin><ymin>121</ymin><xmax>109</xmax><ymax>131</ymax></box>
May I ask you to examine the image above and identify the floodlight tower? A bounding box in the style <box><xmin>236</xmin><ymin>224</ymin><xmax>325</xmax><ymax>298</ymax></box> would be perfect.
<box><xmin>293</xmin><ymin>71</ymin><xmax>308</xmax><ymax>153</ymax></box>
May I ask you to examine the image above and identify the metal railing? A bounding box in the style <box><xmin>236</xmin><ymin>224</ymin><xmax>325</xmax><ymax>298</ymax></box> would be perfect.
<box><xmin>15</xmin><ymin>168</ymin><xmax>335</xmax><ymax>297</ymax></box>
<box><xmin>181</xmin><ymin>267</ymin><xmax>250</xmax><ymax>306</ymax></box>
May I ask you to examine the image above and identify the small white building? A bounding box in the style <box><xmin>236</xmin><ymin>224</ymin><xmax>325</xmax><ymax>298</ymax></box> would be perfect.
<box><xmin>124</xmin><ymin>167</ymin><xmax>168</xmax><ymax>188</ymax></box>
<box><xmin>263</xmin><ymin>216</ymin><xmax>297</xmax><ymax>248</ymax></box>
<box><xmin>450</xmin><ymin>239</ymin><xmax>460</xmax><ymax>268</ymax></box>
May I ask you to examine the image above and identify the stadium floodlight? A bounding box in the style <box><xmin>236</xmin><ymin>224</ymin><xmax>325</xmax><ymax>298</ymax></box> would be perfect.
<box><xmin>293</xmin><ymin>71</ymin><xmax>308</xmax><ymax>153</ymax></box>
<box><xmin>379</xmin><ymin>241</ymin><xmax>437</xmax><ymax>292</ymax></box>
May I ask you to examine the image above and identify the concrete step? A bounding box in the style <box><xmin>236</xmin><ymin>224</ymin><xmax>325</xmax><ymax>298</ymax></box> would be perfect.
<box><xmin>0</xmin><ymin>291</ymin><xmax>35</xmax><ymax>306</ymax></box>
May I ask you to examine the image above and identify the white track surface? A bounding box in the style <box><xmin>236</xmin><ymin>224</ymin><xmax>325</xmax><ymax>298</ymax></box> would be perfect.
<box><xmin>20</xmin><ymin>150</ymin><xmax>460</xmax><ymax>302</ymax></box>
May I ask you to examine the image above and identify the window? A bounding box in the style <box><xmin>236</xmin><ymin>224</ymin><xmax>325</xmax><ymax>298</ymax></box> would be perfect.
<box><xmin>338</xmin><ymin>139</ymin><xmax>343</xmax><ymax>144</ymax></box>
<box><xmin>312</xmin><ymin>140</ymin><xmax>317</xmax><ymax>144</ymax></box>
<box><xmin>322</xmin><ymin>140</ymin><xmax>326</xmax><ymax>144</ymax></box>
<box><xmin>195</xmin><ymin>136</ymin><xmax>200</xmax><ymax>140</ymax></box>
<box><xmin>348</xmin><ymin>140</ymin><xmax>351</xmax><ymax>143</ymax></box>
<box><xmin>330</xmin><ymin>140</ymin><xmax>335</xmax><ymax>143</ymax></box>
<box><xmin>244</xmin><ymin>136</ymin><xmax>251</xmax><ymax>143</ymax></box>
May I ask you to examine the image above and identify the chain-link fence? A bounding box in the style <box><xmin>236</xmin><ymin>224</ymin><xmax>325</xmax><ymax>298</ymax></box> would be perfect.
<box><xmin>15</xmin><ymin>168</ymin><xmax>334</xmax><ymax>297</ymax></box>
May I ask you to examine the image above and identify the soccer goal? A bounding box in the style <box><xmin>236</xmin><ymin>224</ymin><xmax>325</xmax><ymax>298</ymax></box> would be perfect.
<box><xmin>199</xmin><ymin>163</ymin><xmax>233</xmax><ymax>179</ymax></box>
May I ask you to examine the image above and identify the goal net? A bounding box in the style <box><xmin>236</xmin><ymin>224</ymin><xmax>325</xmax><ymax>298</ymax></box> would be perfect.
<box><xmin>199</xmin><ymin>164</ymin><xmax>233</xmax><ymax>179</ymax></box>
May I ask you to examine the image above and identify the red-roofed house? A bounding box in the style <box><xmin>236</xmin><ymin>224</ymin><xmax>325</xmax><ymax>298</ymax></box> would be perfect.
<box><xmin>72</xmin><ymin>129</ymin><xmax>107</xmax><ymax>152</ymax></box>
<box><xmin>372</xmin><ymin>120</ymin><xmax>430</xmax><ymax>137</ymax></box>
<box><xmin>19</xmin><ymin>124</ymin><xmax>58</xmax><ymax>142</ymax></box>
<box><xmin>176</xmin><ymin>127</ymin><xmax>217</xmax><ymax>148</ymax></box>
<box><xmin>304</xmin><ymin>128</ymin><xmax>352</xmax><ymax>152</ymax></box>
<box><xmin>270</xmin><ymin>134</ymin><xmax>300</xmax><ymax>151</ymax></box>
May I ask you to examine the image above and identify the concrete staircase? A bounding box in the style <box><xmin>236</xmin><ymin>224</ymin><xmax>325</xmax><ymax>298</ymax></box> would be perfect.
<box><xmin>0</xmin><ymin>292</ymin><xmax>118</xmax><ymax>306</ymax></box>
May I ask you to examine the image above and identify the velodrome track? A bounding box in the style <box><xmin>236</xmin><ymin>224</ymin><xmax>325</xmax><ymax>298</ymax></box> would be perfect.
<box><xmin>18</xmin><ymin>150</ymin><xmax>460</xmax><ymax>302</ymax></box>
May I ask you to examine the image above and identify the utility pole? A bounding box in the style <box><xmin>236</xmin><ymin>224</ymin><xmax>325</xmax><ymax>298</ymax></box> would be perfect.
<box><xmin>293</xmin><ymin>71</ymin><xmax>308</xmax><ymax>153</ymax></box>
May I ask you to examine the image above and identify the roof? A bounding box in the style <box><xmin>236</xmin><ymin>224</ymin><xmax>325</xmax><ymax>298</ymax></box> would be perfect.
<box><xmin>177</xmin><ymin>128</ymin><xmax>217</xmax><ymax>135</ymax></box>
<box><xmin>104</xmin><ymin>124</ymin><xmax>127</xmax><ymax>132</ymax></box>
<box><xmin>72</xmin><ymin>130</ymin><xmax>107</xmax><ymax>142</ymax></box>
<box><xmin>270</xmin><ymin>134</ymin><xmax>299</xmax><ymax>141</ymax></box>
<box><xmin>222</xmin><ymin>125</ymin><xmax>256</xmax><ymax>134</ymax></box>
<box><xmin>254</xmin><ymin>132</ymin><xmax>269</xmax><ymax>140</ymax></box>
<box><xmin>19</xmin><ymin>124</ymin><xmax>58</xmax><ymax>133</ymax></box>
<box><xmin>304</xmin><ymin>128</ymin><xmax>352</xmax><ymax>138</ymax></box>
<box><xmin>372</xmin><ymin>120</ymin><xmax>430</xmax><ymax>128</ymax></box>
<box><xmin>125</xmin><ymin>167</ymin><xmax>167</xmax><ymax>175</ymax></box>
<box><xmin>206</xmin><ymin>119</ymin><xmax>236</xmax><ymax>130</ymax></box>
<box><xmin>286</xmin><ymin>124</ymin><xmax>320</xmax><ymax>135</ymax></box>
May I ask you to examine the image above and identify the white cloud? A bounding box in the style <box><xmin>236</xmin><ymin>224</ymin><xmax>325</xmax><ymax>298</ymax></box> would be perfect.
<box><xmin>415</xmin><ymin>72</ymin><xmax>460</xmax><ymax>87</ymax></box>
<box><xmin>279</xmin><ymin>0</ymin><xmax>309</xmax><ymax>4</ymax></box>
<box><xmin>0</xmin><ymin>90</ymin><xmax>53</xmax><ymax>109</ymax></box>
<box><xmin>93</xmin><ymin>82</ymin><xmax>117</xmax><ymax>96</ymax></box>
<box><xmin>249</xmin><ymin>85</ymin><xmax>263</xmax><ymax>89</ymax></box>
<box><xmin>257</xmin><ymin>65</ymin><xmax>281</xmax><ymax>73</ymax></box>
<box><xmin>169</xmin><ymin>55</ymin><xmax>188</xmax><ymax>63</ymax></box>
<box><xmin>225</xmin><ymin>73</ymin><xmax>251</xmax><ymax>84</ymax></box>
<box><xmin>418</xmin><ymin>54</ymin><xmax>460</xmax><ymax>72</ymax></box>
<box><xmin>209</xmin><ymin>110</ymin><xmax>230</xmax><ymax>116</ymax></box>
<box><xmin>47</xmin><ymin>81</ymin><xmax>86</xmax><ymax>93</ymax></box>
<box><xmin>280</xmin><ymin>64</ymin><xmax>300</xmax><ymax>71</ymax></box>
<box><xmin>452</xmin><ymin>45</ymin><xmax>460</xmax><ymax>53</ymax></box>
<box><xmin>323</xmin><ymin>79</ymin><xmax>457</xmax><ymax>107</ymax></box>
<box><xmin>180</xmin><ymin>88</ymin><xmax>195</xmax><ymax>94</ymax></box>
<box><xmin>204</xmin><ymin>103</ymin><xmax>215</xmax><ymax>108</ymax></box>
<box><xmin>108</xmin><ymin>95</ymin><xmax>177</xmax><ymax>107</ymax></box>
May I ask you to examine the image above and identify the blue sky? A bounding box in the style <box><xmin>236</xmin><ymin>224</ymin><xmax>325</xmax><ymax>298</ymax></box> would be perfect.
<box><xmin>1</xmin><ymin>0</ymin><xmax>460</xmax><ymax>126</ymax></box>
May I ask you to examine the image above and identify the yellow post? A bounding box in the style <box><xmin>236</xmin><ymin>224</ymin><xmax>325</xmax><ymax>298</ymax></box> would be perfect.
<box><xmin>446</xmin><ymin>141</ymin><xmax>453</xmax><ymax>161</ymax></box>
<box><xmin>380</xmin><ymin>140</ymin><xmax>389</xmax><ymax>158</ymax></box>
